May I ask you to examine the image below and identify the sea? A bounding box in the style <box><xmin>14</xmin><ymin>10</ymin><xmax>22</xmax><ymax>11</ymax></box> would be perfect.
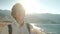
<box><xmin>32</xmin><ymin>23</ymin><xmax>60</xmax><ymax>34</ymax></box>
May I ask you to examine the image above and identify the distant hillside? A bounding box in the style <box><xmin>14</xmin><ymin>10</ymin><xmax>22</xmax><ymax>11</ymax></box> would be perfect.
<box><xmin>0</xmin><ymin>10</ymin><xmax>13</xmax><ymax>21</ymax></box>
<box><xmin>0</xmin><ymin>10</ymin><xmax>60</xmax><ymax>24</ymax></box>
<box><xmin>25</xmin><ymin>14</ymin><xmax>60</xmax><ymax>24</ymax></box>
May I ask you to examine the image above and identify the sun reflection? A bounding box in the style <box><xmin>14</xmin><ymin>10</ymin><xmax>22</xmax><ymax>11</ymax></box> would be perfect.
<box><xmin>30</xmin><ymin>23</ymin><xmax>44</xmax><ymax>31</ymax></box>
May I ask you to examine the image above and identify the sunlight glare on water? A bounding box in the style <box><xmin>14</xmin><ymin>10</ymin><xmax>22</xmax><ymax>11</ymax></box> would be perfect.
<box><xmin>30</xmin><ymin>23</ymin><xmax>44</xmax><ymax>31</ymax></box>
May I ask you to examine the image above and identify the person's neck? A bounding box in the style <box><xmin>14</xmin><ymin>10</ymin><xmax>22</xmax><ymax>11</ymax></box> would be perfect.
<box><xmin>17</xmin><ymin>20</ymin><xmax>24</xmax><ymax>27</ymax></box>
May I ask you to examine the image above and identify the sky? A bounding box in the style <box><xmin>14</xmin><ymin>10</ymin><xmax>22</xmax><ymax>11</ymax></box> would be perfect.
<box><xmin>0</xmin><ymin>0</ymin><xmax>60</xmax><ymax>14</ymax></box>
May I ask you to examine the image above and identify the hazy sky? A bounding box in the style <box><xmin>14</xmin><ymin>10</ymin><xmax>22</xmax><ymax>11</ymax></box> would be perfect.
<box><xmin>0</xmin><ymin>0</ymin><xmax>60</xmax><ymax>14</ymax></box>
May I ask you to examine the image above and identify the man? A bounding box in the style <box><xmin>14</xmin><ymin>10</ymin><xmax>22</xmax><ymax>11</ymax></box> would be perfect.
<box><xmin>11</xmin><ymin>3</ymin><xmax>30</xmax><ymax>34</ymax></box>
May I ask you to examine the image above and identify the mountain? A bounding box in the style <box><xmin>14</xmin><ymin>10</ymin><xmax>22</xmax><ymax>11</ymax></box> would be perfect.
<box><xmin>0</xmin><ymin>10</ymin><xmax>60</xmax><ymax>24</ymax></box>
<box><xmin>25</xmin><ymin>13</ymin><xmax>60</xmax><ymax>24</ymax></box>
<box><xmin>0</xmin><ymin>10</ymin><xmax>13</xmax><ymax>21</ymax></box>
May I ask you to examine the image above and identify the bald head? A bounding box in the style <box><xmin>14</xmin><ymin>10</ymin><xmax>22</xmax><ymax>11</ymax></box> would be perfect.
<box><xmin>11</xmin><ymin>3</ymin><xmax>25</xmax><ymax>25</ymax></box>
